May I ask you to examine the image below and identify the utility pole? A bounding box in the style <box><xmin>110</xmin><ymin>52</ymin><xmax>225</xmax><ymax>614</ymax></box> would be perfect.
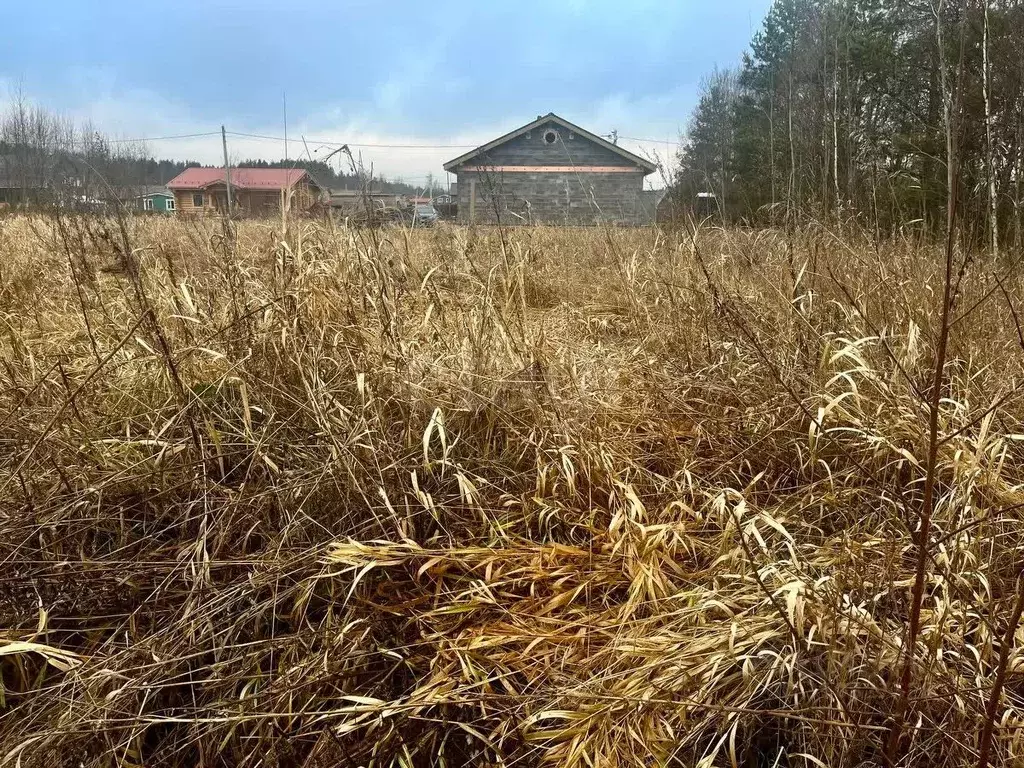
<box><xmin>283</xmin><ymin>93</ymin><xmax>288</xmax><ymax>161</ymax></box>
<box><xmin>221</xmin><ymin>125</ymin><xmax>233</xmax><ymax>213</ymax></box>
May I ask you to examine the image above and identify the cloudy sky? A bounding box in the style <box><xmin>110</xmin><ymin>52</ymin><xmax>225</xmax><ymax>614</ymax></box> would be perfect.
<box><xmin>2</xmin><ymin>0</ymin><xmax>770</xmax><ymax>189</ymax></box>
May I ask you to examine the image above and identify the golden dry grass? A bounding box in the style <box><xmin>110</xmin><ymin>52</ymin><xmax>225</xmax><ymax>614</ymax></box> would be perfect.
<box><xmin>2</xmin><ymin>212</ymin><xmax>1024</xmax><ymax>767</ymax></box>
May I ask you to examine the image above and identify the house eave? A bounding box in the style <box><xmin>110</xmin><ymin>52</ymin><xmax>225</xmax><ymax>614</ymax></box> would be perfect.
<box><xmin>167</xmin><ymin>169</ymin><xmax>315</xmax><ymax>192</ymax></box>
<box><xmin>443</xmin><ymin>112</ymin><xmax>658</xmax><ymax>175</ymax></box>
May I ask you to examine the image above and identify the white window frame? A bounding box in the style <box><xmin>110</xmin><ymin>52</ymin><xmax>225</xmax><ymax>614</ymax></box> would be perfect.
<box><xmin>165</xmin><ymin>197</ymin><xmax>175</xmax><ymax>211</ymax></box>
<box><xmin>143</xmin><ymin>197</ymin><xmax>154</xmax><ymax>211</ymax></box>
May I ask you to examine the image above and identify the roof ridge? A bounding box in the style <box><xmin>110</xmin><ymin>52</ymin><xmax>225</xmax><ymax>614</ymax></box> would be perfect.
<box><xmin>443</xmin><ymin>113</ymin><xmax>657</xmax><ymax>174</ymax></box>
<box><xmin>166</xmin><ymin>167</ymin><xmax>313</xmax><ymax>190</ymax></box>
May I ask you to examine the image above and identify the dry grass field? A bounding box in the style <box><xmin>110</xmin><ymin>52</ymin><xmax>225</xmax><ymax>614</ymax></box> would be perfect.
<box><xmin>3</xmin><ymin>212</ymin><xmax>1024</xmax><ymax>767</ymax></box>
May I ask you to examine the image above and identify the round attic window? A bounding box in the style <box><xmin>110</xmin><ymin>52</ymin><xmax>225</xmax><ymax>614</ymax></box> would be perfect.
<box><xmin>543</xmin><ymin>130</ymin><xmax>558</xmax><ymax>145</ymax></box>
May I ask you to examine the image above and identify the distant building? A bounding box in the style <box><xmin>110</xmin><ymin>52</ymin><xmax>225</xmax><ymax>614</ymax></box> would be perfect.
<box><xmin>328</xmin><ymin>188</ymin><xmax>405</xmax><ymax>214</ymax></box>
<box><xmin>0</xmin><ymin>173</ymin><xmax>43</xmax><ymax>206</ymax></box>
<box><xmin>0</xmin><ymin>162</ymin><xmax>79</xmax><ymax>207</ymax></box>
<box><xmin>166</xmin><ymin>168</ymin><xmax>324</xmax><ymax>215</ymax></box>
<box><xmin>135</xmin><ymin>186</ymin><xmax>176</xmax><ymax>213</ymax></box>
<box><xmin>443</xmin><ymin>112</ymin><xmax>658</xmax><ymax>225</ymax></box>
<box><xmin>695</xmin><ymin>191</ymin><xmax>718</xmax><ymax>218</ymax></box>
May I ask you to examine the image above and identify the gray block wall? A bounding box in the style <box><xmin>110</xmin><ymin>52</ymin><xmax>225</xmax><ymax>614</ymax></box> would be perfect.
<box><xmin>456</xmin><ymin>169</ymin><xmax>651</xmax><ymax>225</ymax></box>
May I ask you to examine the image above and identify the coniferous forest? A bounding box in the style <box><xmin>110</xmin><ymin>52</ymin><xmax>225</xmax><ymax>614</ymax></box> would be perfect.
<box><xmin>675</xmin><ymin>0</ymin><xmax>1024</xmax><ymax>246</ymax></box>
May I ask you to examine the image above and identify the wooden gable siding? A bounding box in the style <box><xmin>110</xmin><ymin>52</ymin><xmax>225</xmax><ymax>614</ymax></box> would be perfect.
<box><xmin>466</xmin><ymin>120</ymin><xmax>638</xmax><ymax>169</ymax></box>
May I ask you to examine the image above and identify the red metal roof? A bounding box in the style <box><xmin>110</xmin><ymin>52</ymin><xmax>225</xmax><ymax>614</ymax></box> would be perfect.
<box><xmin>166</xmin><ymin>167</ymin><xmax>312</xmax><ymax>190</ymax></box>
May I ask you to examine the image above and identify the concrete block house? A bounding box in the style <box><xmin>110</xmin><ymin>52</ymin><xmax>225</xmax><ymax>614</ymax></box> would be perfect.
<box><xmin>443</xmin><ymin>113</ymin><xmax>658</xmax><ymax>225</ymax></box>
<box><xmin>166</xmin><ymin>168</ymin><xmax>324</xmax><ymax>215</ymax></box>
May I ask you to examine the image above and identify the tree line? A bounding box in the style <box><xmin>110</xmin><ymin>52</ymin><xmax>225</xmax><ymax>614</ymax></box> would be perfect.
<box><xmin>0</xmin><ymin>92</ymin><xmax>166</xmax><ymax>206</ymax></box>
<box><xmin>674</xmin><ymin>0</ymin><xmax>1024</xmax><ymax>248</ymax></box>
<box><xmin>0</xmin><ymin>95</ymin><xmax>419</xmax><ymax>207</ymax></box>
<box><xmin>234</xmin><ymin>158</ymin><xmax>420</xmax><ymax>195</ymax></box>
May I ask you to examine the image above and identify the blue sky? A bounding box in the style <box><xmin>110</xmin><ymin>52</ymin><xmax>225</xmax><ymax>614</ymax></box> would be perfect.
<box><xmin>2</xmin><ymin>0</ymin><xmax>770</xmax><ymax>186</ymax></box>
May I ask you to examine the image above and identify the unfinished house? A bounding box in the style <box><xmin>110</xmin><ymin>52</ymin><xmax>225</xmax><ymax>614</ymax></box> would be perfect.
<box><xmin>443</xmin><ymin>113</ymin><xmax>658</xmax><ymax>225</ymax></box>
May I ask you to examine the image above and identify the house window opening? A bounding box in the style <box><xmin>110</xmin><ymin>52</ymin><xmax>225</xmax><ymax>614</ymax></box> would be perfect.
<box><xmin>166</xmin><ymin>198</ymin><xmax>175</xmax><ymax>211</ymax></box>
<box><xmin>544</xmin><ymin>130</ymin><xmax>558</xmax><ymax>145</ymax></box>
<box><xmin>143</xmin><ymin>198</ymin><xmax>154</xmax><ymax>211</ymax></box>
<box><xmin>193</xmin><ymin>193</ymin><xmax>204</xmax><ymax>208</ymax></box>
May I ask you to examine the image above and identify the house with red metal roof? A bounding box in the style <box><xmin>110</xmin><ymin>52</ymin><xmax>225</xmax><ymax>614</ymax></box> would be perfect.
<box><xmin>166</xmin><ymin>167</ymin><xmax>324</xmax><ymax>215</ymax></box>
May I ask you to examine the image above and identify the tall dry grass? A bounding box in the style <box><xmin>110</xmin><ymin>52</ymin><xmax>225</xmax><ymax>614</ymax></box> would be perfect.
<box><xmin>2</xmin><ymin>212</ymin><xmax>1024</xmax><ymax>767</ymax></box>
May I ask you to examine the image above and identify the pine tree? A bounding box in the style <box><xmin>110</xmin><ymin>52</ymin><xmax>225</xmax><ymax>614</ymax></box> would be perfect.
<box><xmin>675</xmin><ymin>0</ymin><xmax>1024</xmax><ymax>239</ymax></box>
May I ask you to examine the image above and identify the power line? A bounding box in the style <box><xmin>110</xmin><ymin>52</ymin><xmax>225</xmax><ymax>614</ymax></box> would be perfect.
<box><xmin>233</xmin><ymin>130</ymin><xmax>677</xmax><ymax>150</ymax></box>
<box><xmin>618</xmin><ymin>135</ymin><xmax>679</xmax><ymax>145</ymax></box>
<box><xmin>108</xmin><ymin>131</ymin><xmax>220</xmax><ymax>144</ymax></box>
<box><xmin>103</xmin><ymin>128</ymin><xmax>678</xmax><ymax>151</ymax></box>
<box><xmin>227</xmin><ymin>130</ymin><xmax>478</xmax><ymax>149</ymax></box>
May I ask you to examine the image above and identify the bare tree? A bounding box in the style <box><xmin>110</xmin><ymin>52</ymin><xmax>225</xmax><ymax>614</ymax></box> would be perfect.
<box><xmin>1015</xmin><ymin>29</ymin><xmax>1024</xmax><ymax>253</ymax></box>
<box><xmin>0</xmin><ymin>92</ymin><xmax>155</xmax><ymax>211</ymax></box>
<box><xmin>982</xmin><ymin>0</ymin><xmax>999</xmax><ymax>253</ymax></box>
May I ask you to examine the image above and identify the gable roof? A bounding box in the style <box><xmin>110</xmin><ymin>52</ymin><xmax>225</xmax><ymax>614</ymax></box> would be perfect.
<box><xmin>166</xmin><ymin>168</ymin><xmax>317</xmax><ymax>191</ymax></box>
<box><xmin>101</xmin><ymin>185</ymin><xmax>174</xmax><ymax>201</ymax></box>
<box><xmin>136</xmin><ymin>186</ymin><xmax>174</xmax><ymax>198</ymax></box>
<box><xmin>443</xmin><ymin>113</ymin><xmax>658</xmax><ymax>174</ymax></box>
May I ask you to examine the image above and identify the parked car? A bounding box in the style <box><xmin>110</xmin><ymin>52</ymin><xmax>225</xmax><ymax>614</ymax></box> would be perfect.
<box><xmin>412</xmin><ymin>204</ymin><xmax>439</xmax><ymax>226</ymax></box>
